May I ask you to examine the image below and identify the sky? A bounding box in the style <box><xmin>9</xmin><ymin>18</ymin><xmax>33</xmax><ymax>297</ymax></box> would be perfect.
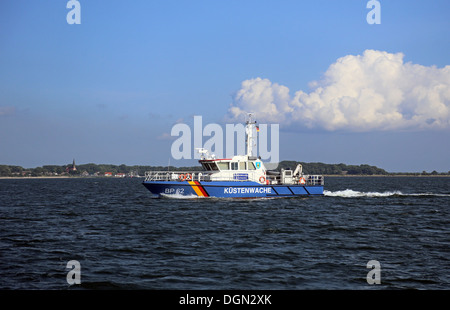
<box><xmin>0</xmin><ymin>0</ymin><xmax>449</xmax><ymax>172</ymax></box>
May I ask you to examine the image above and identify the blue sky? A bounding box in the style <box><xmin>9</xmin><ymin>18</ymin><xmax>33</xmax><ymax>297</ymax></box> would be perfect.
<box><xmin>0</xmin><ymin>0</ymin><xmax>449</xmax><ymax>172</ymax></box>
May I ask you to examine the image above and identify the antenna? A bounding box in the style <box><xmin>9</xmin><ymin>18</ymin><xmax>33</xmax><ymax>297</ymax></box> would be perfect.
<box><xmin>245</xmin><ymin>112</ymin><xmax>257</xmax><ymax>157</ymax></box>
<box><xmin>196</xmin><ymin>148</ymin><xmax>211</xmax><ymax>160</ymax></box>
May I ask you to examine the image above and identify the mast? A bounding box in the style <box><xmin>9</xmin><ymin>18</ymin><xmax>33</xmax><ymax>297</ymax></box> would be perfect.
<box><xmin>245</xmin><ymin>113</ymin><xmax>257</xmax><ymax>157</ymax></box>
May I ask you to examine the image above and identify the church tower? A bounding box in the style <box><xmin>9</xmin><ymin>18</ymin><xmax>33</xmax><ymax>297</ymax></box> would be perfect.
<box><xmin>72</xmin><ymin>159</ymin><xmax>77</xmax><ymax>171</ymax></box>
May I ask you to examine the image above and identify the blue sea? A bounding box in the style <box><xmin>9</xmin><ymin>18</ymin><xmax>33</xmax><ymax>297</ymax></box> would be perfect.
<box><xmin>0</xmin><ymin>176</ymin><xmax>449</xmax><ymax>290</ymax></box>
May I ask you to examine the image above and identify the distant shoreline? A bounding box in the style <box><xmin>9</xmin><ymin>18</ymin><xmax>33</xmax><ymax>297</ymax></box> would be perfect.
<box><xmin>324</xmin><ymin>174</ymin><xmax>450</xmax><ymax>177</ymax></box>
<box><xmin>0</xmin><ymin>176</ymin><xmax>145</xmax><ymax>180</ymax></box>
<box><xmin>0</xmin><ymin>176</ymin><xmax>73</xmax><ymax>179</ymax></box>
<box><xmin>1</xmin><ymin>175</ymin><xmax>449</xmax><ymax>180</ymax></box>
<box><xmin>2</xmin><ymin>161</ymin><xmax>448</xmax><ymax>178</ymax></box>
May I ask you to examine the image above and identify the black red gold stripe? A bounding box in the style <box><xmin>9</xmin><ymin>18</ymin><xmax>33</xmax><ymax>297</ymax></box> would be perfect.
<box><xmin>188</xmin><ymin>181</ymin><xmax>209</xmax><ymax>197</ymax></box>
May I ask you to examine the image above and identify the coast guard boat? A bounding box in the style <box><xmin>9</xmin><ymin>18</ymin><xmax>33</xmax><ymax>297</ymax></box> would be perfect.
<box><xmin>142</xmin><ymin>114</ymin><xmax>324</xmax><ymax>198</ymax></box>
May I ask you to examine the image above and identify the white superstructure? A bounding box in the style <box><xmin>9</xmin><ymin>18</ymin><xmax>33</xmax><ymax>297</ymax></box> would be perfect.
<box><xmin>145</xmin><ymin>113</ymin><xmax>323</xmax><ymax>186</ymax></box>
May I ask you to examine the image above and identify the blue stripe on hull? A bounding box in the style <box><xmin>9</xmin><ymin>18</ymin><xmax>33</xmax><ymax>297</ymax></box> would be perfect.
<box><xmin>272</xmin><ymin>186</ymin><xmax>292</xmax><ymax>195</ymax></box>
<box><xmin>142</xmin><ymin>181</ymin><xmax>323</xmax><ymax>198</ymax></box>
<box><xmin>289</xmin><ymin>186</ymin><xmax>309</xmax><ymax>195</ymax></box>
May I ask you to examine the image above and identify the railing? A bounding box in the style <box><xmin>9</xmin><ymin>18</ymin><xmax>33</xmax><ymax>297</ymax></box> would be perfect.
<box><xmin>304</xmin><ymin>175</ymin><xmax>325</xmax><ymax>186</ymax></box>
<box><xmin>145</xmin><ymin>171</ymin><xmax>324</xmax><ymax>186</ymax></box>
<box><xmin>145</xmin><ymin>171</ymin><xmax>204</xmax><ymax>182</ymax></box>
<box><xmin>144</xmin><ymin>171</ymin><xmax>259</xmax><ymax>182</ymax></box>
<box><xmin>265</xmin><ymin>174</ymin><xmax>324</xmax><ymax>186</ymax></box>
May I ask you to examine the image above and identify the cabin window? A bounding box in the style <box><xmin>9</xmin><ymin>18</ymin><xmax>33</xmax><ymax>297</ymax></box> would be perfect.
<box><xmin>210</xmin><ymin>163</ymin><xmax>218</xmax><ymax>170</ymax></box>
<box><xmin>202</xmin><ymin>162</ymin><xmax>218</xmax><ymax>171</ymax></box>
<box><xmin>231</xmin><ymin>162</ymin><xmax>238</xmax><ymax>170</ymax></box>
<box><xmin>248</xmin><ymin>162</ymin><xmax>256</xmax><ymax>170</ymax></box>
<box><xmin>201</xmin><ymin>163</ymin><xmax>210</xmax><ymax>170</ymax></box>
<box><xmin>239</xmin><ymin>162</ymin><xmax>246</xmax><ymax>170</ymax></box>
<box><xmin>217</xmin><ymin>162</ymin><xmax>229</xmax><ymax>170</ymax></box>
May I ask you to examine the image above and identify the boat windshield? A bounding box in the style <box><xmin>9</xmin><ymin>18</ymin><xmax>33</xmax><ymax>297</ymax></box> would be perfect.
<box><xmin>201</xmin><ymin>162</ymin><xmax>219</xmax><ymax>171</ymax></box>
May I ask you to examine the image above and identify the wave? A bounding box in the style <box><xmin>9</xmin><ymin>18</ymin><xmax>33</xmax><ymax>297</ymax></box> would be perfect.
<box><xmin>160</xmin><ymin>193</ymin><xmax>204</xmax><ymax>199</ymax></box>
<box><xmin>324</xmin><ymin>189</ymin><xmax>450</xmax><ymax>198</ymax></box>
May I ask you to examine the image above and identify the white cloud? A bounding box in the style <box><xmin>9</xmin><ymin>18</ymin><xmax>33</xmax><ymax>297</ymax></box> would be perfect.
<box><xmin>229</xmin><ymin>50</ymin><xmax>450</xmax><ymax>131</ymax></box>
<box><xmin>230</xmin><ymin>78</ymin><xmax>292</xmax><ymax>123</ymax></box>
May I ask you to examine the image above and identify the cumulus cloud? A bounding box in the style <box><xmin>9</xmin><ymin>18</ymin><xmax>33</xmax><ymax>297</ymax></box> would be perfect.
<box><xmin>229</xmin><ymin>50</ymin><xmax>450</xmax><ymax>131</ymax></box>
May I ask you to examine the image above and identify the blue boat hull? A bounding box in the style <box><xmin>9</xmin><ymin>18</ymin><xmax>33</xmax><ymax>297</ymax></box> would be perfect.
<box><xmin>142</xmin><ymin>180</ymin><xmax>323</xmax><ymax>198</ymax></box>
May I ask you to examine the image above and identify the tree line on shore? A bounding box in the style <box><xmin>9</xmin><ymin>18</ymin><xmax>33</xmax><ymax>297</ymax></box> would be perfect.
<box><xmin>0</xmin><ymin>162</ymin><xmax>448</xmax><ymax>177</ymax></box>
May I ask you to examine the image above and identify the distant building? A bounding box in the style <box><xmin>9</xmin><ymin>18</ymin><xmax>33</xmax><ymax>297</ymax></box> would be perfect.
<box><xmin>115</xmin><ymin>173</ymin><xmax>126</xmax><ymax>178</ymax></box>
<box><xmin>104</xmin><ymin>172</ymin><xmax>113</xmax><ymax>177</ymax></box>
<box><xmin>66</xmin><ymin>159</ymin><xmax>77</xmax><ymax>173</ymax></box>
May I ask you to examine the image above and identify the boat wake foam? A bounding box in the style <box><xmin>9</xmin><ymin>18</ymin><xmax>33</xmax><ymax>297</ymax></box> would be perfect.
<box><xmin>323</xmin><ymin>189</ymin><xmax>450</xmax><ymax>198</ymax></box>
<box><xmin>160</xmin><ymin>193</ymin><xmax>204</xmax><ymax>199</ymax></box>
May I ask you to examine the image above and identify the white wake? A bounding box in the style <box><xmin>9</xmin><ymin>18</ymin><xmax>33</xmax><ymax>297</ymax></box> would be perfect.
<box><xmin>323</xmin><ymin>189</ymin><xmax>450</xmax><ymax>198</ymax></box>
<box><xmin>160</xmin><ymin>193</ymin><xmax>204</xmax><ymax>199</ymax></box>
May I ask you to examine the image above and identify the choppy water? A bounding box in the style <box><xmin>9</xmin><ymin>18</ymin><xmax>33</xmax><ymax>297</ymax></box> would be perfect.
<box><xmin>0</xmin><ymin>176</ymin><xmax>449</xmax><ymax>290</ymax></box>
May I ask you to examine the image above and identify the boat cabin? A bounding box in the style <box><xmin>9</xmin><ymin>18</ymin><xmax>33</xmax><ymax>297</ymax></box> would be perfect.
<box><xmin>198</xmin><ymin>155</ymin><xmax>267</xmax><ymax>183</ymax></box>
<box><xmin>199</xmin><ymin>155</ymin><xmax>264</xmax><ymax>172</ymax></box>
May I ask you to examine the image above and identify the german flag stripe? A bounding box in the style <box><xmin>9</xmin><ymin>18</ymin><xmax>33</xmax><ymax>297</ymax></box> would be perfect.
<box><xmin>187</xmin><ymin>181</ymin><xmax>209</xmax><ymax>197</ymax></box>
<box><xmin>188</xmin><ymin>181</ymin><xmax>203</xmax><ymax>196</ymax></box>
<box><xmin>194</xmin><ymin>181</ymin><xmax>209</xmax><ymax>197</ymax></box>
